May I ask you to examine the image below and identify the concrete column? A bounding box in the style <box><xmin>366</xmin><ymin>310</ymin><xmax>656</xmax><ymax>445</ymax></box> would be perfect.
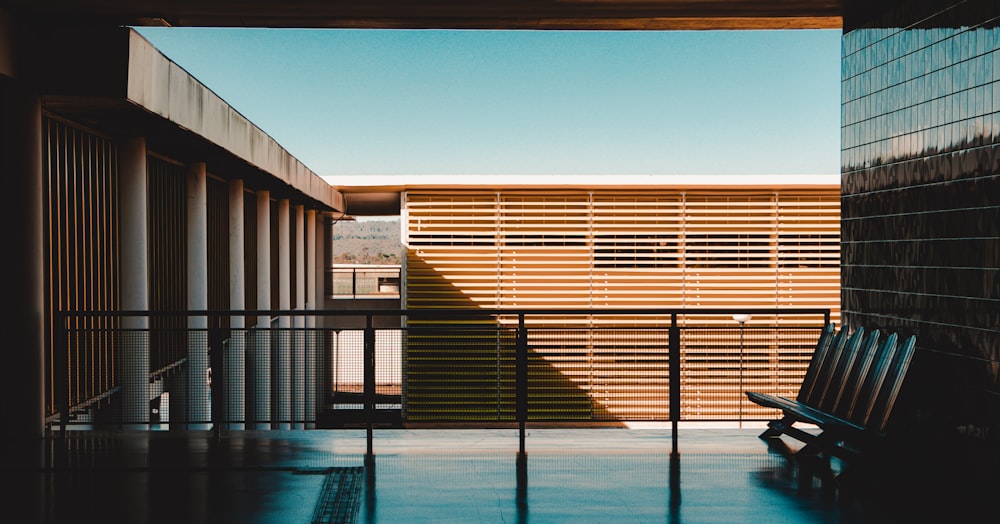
<box><xmin>317</xmin><ymin>214</ymin><xmax>332</xmax><ymax>422</ymax></box>
<box><xmin>276</xmin><ymin>198</ymin><xmax>291</xmax><ymax>429</ymax></box>
<box><xmin>2</xmin><ymin>38</ymin><xmax>45</xmax><ymax>438</ymax></box>
<box><xmin>227</xmin><ymin>179</ymin><xmax>246</xmax><ymax>430</ymax></box>
<box><xmin>305</xmin><ymin>209</ymin><xmax>317</xmax><ymax>428</ymax></box>
<box><xmin>120</xmin><ymin>136</ymin><xmax>150</xmax><ymax>428</ymax></box>
<box><xmin>186</xmin><ymin>162</ymin><xmax>210</xmax><ymax>429</ymax></box>
<box><xmin>293</xmin><ymin>204</ymin><xmax>306</xmax><ymax>429</ymax></box>
<box><xmin>250</xmin><ymin>189</ymin><xmax>271</xmax><ymax>430</ymax></box>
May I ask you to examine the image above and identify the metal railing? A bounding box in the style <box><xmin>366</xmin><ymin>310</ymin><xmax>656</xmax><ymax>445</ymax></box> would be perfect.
<box><xmin>326</xmin><ymin>265</ymin><xmax>401</xmax><ymax>299</ymax></box>
<box><xmin>51</xmin><ymin>308</ymin><xmax>830</xmax><ymax>439</ymax></box>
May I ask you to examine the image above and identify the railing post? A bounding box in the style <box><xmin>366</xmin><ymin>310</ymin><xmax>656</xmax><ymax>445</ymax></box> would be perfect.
<box><xmin>364</xmin><ymin>314</ymin><xmax>375</xmax><ymax>455</ymax></box>
<box><xmin>669</xmin><ymin>312</ymin><xmax>680</xmax><ymax>457</ymax></box>
<box><xmin>516</xmin><ymin>312</ymin><xmax>528</xmax><ymax>454</ymax></box>
<box><xmin>57</xmin><ymin>312</ymin><xmax>69</xmax><ymax>433</ymax></box>
<box><xmin>737</xmin><ymin>318</ymin><xmax>746</xmax><ymax>429</ymax></box>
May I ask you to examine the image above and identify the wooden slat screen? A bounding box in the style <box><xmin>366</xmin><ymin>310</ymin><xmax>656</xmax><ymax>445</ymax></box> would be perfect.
<box><xmin>406</xmin><ymin>192</ymin><xmax>500</xmax><ymax>309</ymax></box>
<box><xmin>402</xmin><ymin>188</ymin><xmax>839</xmax><ymax>421</ymax></box>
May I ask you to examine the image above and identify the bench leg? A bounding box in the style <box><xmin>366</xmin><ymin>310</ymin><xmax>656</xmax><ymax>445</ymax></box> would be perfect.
<box><xmin>759</xmin><ymin>415</ymin><xmax>795</xmax><ymax>439</ymax></box>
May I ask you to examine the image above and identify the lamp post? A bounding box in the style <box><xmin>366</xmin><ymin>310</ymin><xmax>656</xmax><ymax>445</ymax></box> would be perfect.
<box><xmin>732</xmin><ymin>314</ymin><xmax>751</xmax><ymax>428</ymax></box>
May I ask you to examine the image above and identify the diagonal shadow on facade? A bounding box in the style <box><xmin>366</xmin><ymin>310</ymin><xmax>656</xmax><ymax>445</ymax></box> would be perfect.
<box><xmin>403</xmin><ymin>255</ymin><xmax>653</xmax><ymax>426</ymax></box>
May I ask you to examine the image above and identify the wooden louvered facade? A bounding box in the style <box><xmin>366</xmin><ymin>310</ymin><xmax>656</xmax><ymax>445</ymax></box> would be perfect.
<box><xmin>401</xmin><ymin>186</ymin><xmax>840</xmax><ymax>422</ymax></box>
<box><xmin>404</xmin><ymin>188</ymin><xmax>839</xmax><ymax>323</ymax></box>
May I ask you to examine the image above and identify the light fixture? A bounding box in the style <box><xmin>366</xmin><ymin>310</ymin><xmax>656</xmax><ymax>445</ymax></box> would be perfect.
<box><xmin>733</xmin><ymin>313</ymin><xmax>751</xmax><ymax>428</ymax></box>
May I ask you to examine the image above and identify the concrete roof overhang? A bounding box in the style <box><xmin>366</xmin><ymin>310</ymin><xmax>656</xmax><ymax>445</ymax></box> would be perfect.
<box><xmin>5</xmin><ymin>1</ymin><xmax>849</xmax><ymax>216</ymax></box>
<box><xmin>328</xmin><ymin>174</ymin><xmax>841</xmax><ymax>216</ymax></box>
<box><xmin>5</xmin><ymin>1</ymin><xmax>844</xmax><ymax>30</ymax></box>
<box><xmin>16</xmin><ymin>23</ymin><xmax>343</xmax><ymax>212</ymax></box>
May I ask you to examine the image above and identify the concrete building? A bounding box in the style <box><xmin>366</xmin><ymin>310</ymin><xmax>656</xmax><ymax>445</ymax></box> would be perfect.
<box><xmin>2</xmin><ymin>22</ymin><xmax>346</xmax><ymax>433</ymax></box>
<box><xmin>2</xmin><ymin>0</ymin><xmax>998</xmax><ymax>487</ymax></box>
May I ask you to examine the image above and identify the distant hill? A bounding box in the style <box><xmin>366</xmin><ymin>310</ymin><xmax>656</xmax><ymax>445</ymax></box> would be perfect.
<box><xmin>330</xmin><ymin>218</ymin><xmax>403</xmax><ymax>265</ymax></box>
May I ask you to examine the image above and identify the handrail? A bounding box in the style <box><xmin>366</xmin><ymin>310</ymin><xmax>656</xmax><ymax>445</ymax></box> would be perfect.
<box><xmin>53</xmin><ymin>307</ymin><xmax>832</xmax><ymax>440</ymax></box>
<box><xmin>61</xmin><ymin>307</ymin><xmax>830</xmax><ymax>320</ymax></box>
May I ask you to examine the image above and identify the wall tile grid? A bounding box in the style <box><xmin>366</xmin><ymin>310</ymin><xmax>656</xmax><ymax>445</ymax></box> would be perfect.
<box><xmin>842</xmin><ymin>0</ymin><xmax>1000</xmax><ymax>434</ymax></box>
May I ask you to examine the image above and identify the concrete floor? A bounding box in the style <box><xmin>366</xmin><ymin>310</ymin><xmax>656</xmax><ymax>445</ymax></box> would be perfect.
<box><xmin>2</xmin><ymin>424</ymin><xmax>979</xmax><ymax>523</ymax></box>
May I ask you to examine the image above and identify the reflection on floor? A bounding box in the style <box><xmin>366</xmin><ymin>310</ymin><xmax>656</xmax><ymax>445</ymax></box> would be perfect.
<box><xmin>4</xmin><ymin>425</ymin><xmax>985</xmax><ymax>523</ymax></box>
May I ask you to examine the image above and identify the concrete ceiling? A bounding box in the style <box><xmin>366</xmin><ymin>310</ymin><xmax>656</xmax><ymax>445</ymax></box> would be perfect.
<box><xmin>5</xmin><ymin>1</ymin><xmax>843</xmax><ymax>30</ymax></box>
<box><xmin>7</xmin><ymin>0</ymin><xmax>847</xmax><ymax>216</ymax></box>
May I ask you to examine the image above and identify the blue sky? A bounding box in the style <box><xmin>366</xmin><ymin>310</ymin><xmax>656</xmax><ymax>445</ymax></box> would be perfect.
<box><xmin>135</xmin><ymin>28</ymin><xmax>841</xmax><ymax>178</ymax></box>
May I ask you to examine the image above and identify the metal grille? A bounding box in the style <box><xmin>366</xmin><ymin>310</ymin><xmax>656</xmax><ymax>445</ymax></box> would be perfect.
<box><xmin>310</xmin><ymin>467</ymin><xmax>364</xmax><ymax>524</ymax></box>
<box><xmin>405</xmin><ymin>324</ymin><xmax>517</xmax><ymax>422</ymax></box>
<box><xmin>53</xmin><ymin>310</ymin><xmax>827</xmax><ymax>428</ymax></box>
<box><xmin>402</xmin><ymin>321</ymin><xmax>822</xmax><ymax>422</ymax></box>
<box><xmin>681</xmin><ymin>326</ymin><xmax>818</xmax><ymax>420</ymax></box>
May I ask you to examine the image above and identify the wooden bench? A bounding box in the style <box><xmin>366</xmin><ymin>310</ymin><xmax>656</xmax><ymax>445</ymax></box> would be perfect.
<box><xmin>745</xmin><ymin>324</ymin><xmax>917</xmax><ymax>475</ymax></box>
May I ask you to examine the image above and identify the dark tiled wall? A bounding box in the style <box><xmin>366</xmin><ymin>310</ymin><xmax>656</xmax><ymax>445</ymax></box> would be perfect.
<box><xmin>842</xmin><ymin>0</ymin><xmax>1000</xmax><ymax>436</ymax></box>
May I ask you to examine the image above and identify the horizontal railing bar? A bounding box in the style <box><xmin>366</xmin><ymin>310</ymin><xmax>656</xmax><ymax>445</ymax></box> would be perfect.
<box><xmin>59</xmin><ymin>307</ymin><xmax>830</xmax><ymax>318</ymax></box>
<box><xmin>53</xmin><ymin>308</ymin><xmax>830</xmax><ymax>433</ymax></box>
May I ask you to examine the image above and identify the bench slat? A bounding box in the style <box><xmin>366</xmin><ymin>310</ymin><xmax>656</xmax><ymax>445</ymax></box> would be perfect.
<box><xmin>819</xmin><ymin>329</ymin><xmax>880</xmax><ymax>415</ymax></box>
<box><xmin>847</xmin><ymin>332</ymin><xmax>902</xmax><ymax>428</ymax></box>
<box><xmin>865</xmin><ymin>334</ymin><xmax>917</xmax><ymax>434</ymax></box>
<box><xmin>796</xmin><ymin>323</ymin><xmax>839</xmax><ymax>404</ymax></box>
<box><xmin>810</xmin><ymin>327</ymin><xmax>867</xmax><ymax>410</ymax></box>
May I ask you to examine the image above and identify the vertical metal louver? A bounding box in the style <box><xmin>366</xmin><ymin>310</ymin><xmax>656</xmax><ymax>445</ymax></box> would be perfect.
<box><xmin>146</xmin><ymin>156</ymin><xmax>187</xmax><ymax>374</ymax></box>
<box><xmin>43</xmin><ymin>116</ymin><xmax>120</xmax><ymax>417</ymax></box>
<box><xmin>207</xmin><ymin>176</ymin><xmax>230</xmax><ymax>318</ymax></box>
